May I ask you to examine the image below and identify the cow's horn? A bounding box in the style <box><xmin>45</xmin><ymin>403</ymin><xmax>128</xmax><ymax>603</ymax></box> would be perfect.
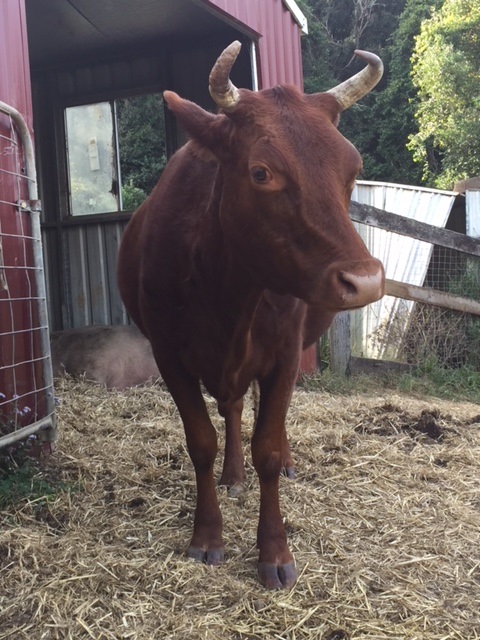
<box><xmin>209</xmin><ymin>41</ymin><xmax>242</xmax><ymax>111</ymax></box>
<box><xmin>327</xmin><ymin>50</ymin><xmax>383</xmax><ymax>111</ymax></box>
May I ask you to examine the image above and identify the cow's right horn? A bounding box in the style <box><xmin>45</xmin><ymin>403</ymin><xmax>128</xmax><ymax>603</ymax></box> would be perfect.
<box><xmin>327</xmin><ymin>50</ymin><xmax>383</xmax><ymax>111</ymax></box>
<box><xmin>209</xmin><ymin>41</ymin><xmax>242</xmax><ymax>111</ymax></box>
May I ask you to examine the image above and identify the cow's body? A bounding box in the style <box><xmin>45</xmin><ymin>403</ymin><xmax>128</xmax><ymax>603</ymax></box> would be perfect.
<box><xmin>51</xmin><ymin>325</ymin><xmax>159</xmax><ymax>390</ymax></box>
<box><xmin>117</xmin><ymin>42</ymin><xmax>385</xmax><ymax>589</ymax></box>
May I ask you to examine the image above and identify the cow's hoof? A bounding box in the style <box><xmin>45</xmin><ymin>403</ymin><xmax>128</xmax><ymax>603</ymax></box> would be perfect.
<box><xmin>227</xmin><ymin>482</ymin><xmax>244</xmax><ymax>498</ymax></box>
<box><xmin>187</xmin><ymin>546</ymin><xmax>225</xmax><ymax>566</ymax></box>
<box><xmin>283</xmin><ymin>465</ymin><xmax>296</xmax><ymax>479</ymax></box>
<box><xmin>258</xmin><ymin>561</ymin><xmax>297</xmax><ymax>590</ymax></box>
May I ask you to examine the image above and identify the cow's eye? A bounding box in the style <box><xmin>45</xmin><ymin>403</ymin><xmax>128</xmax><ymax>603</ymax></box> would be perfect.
<box><xmin>250</xmin><ymin>166</ymin><xmax>270</xmax><ymax>184</ymax></box>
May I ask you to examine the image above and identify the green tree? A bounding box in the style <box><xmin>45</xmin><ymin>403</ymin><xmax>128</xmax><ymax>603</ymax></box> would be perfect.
<box><xmin>296</xmin><ymin>0</ymin><xmax>335</xmax><ymax>94</ymax></box>
<box><xmin>298</xmin><ymin>0</ymin><xmax>406</xmax><ymax>90</ymax></box>
<box><xmin>298</xmin><ymin>0</ymin><xmax>414</xmax><ymax>182</ymax></box>
<box><xmin>409</xmin><ymin>0</ymin><xmax>480</xmax><ymax>188</ymax></box>
<box><xmin>362</xmin><ymin>0</ymin><xmax>442</xmax><ymax>184</ymax></box>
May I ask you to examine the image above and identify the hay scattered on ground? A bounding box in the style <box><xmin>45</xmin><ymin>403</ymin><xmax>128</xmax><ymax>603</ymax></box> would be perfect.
<box><xmin>1</xmin><ymin>377</ymin><xmax>480</xmax><ymax>639</ymax></box>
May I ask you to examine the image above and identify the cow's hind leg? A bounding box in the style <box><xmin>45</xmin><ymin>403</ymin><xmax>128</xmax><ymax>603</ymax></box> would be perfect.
<box><xmin>282</xmin><ymin>429</ymin><xmax>295</xmax><ymax>479</ymax></box>
<box><xmin>159</xmin><ymin>360</ymin><xmax>224</xmax><ymax>565</ymax></box>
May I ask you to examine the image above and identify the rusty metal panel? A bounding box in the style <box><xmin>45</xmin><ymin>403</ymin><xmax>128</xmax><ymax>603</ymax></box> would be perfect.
<box><xmin>65</xmin><ymin>225</ymin><xmax>90</xmax><ymax>327</ymax></box>
<box><xmin>103</xmin><ymin>221</ymin><xmax>129</xmax><ymax>326</ymax></box>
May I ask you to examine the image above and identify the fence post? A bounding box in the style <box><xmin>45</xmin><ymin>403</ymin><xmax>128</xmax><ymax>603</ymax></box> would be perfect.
<box><xmin>329</xmin><ymin>311</ymin><xmax>351</xmax><ymax>375</ymax></box>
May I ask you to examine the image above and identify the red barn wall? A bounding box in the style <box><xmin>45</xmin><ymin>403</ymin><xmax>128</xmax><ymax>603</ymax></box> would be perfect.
<box><xmin>199</xmin><ymin>0</ymin><xmax>304</xmax><ymax>89</ymax></box>
<box><xmin>0</xmin><ymin>0</ymin><xmax>52</xmax><ymax>434</ymax></box>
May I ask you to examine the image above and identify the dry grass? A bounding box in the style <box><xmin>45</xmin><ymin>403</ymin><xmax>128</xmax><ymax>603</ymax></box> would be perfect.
<box><xmin>1</xmin><ymin>376</ymin><xmax>480</xmax><ymax>639</ymax></box>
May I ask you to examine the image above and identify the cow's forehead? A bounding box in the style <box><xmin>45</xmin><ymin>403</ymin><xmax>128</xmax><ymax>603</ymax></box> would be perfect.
<box><xmin>227</xmin><ymin>86</ymin><xmax>362</xmax><ymax>174</ymax></box>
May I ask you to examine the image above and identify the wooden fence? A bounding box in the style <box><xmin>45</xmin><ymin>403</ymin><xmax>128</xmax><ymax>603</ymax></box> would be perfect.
<box><xmin>330</xmin><ymin>200</ymin><xmax>480</xmax><ymax>375</ymax></box>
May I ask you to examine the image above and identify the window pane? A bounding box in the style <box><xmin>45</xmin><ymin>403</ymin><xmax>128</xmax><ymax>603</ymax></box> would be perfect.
<box><xmin>65</xmin><ymin>102</ymin><xmax>119</xmax><ymax>215</ymax></box>
<box><xmin>116</xmin><ymin>94</ymin><xmax>167</xmax><ymax>211</ymax></box>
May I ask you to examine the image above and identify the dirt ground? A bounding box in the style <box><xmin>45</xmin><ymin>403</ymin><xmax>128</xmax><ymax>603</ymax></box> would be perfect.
<box><xmin>1</xmin><ymin>377</ymin><xmax>480</xmax><ymax>640</ymax></box>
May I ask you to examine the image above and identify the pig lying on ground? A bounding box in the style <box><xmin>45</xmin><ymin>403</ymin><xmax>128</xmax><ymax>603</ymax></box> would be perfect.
<box><xmin>51</xmin><ymin>325</ymin><xmax>160</xmax><ymax>390</ymax></box>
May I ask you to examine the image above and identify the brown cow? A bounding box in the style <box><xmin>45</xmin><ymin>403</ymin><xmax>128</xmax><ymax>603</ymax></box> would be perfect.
<box><xmin>117</xmin><ymin>42</ymin><xmax>385</xmax><ymax>589</ymax></box>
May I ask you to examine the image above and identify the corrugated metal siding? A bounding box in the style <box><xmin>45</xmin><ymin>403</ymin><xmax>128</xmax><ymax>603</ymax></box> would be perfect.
<box><xmin>62</xmin><ymin>221</ymin><xmax>129</xmax><ymax>328</ymax></box>
<box><xmin>350</xmin><ymin>181</ymin><xmax>458</xmax><ymax>359</ymax></box>
<box><xmin>466</xmin><ymin>191</ymin><xmax>480</xmax><ymax>238</ymax></box>
<box><xmin>0</xmin><ymin>1</ymin><xmax>32</xmax><ymax>126</ymax></box>
<box><xmin>196</xmin><ymin>0</ymin><xmax>263</xmax><ymax>35</ymax></box>
<box><xmin>201</xmin><ymin>0</ymin><xmax>303</xmax><ymax>88</ymax></box>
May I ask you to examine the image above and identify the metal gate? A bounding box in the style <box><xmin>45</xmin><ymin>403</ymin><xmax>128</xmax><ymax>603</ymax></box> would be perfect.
<box><xmin>0</xmin><ymin>101</ymin><xmax>55</xmax><ymax>448</ymax></box>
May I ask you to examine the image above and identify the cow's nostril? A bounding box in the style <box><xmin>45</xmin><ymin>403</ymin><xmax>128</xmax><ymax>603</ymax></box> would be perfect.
<box><xmin>338</xmin><ymin>273</ymin><xmax>358</xmax><ymax>297</ymax></box>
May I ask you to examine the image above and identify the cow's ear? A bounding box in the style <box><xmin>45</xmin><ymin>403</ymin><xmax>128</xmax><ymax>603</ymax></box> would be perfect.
<box><xmin>164</xmin><ymin>91</ymin><xmax>228</xmax><ymax>157</ymax></box>
<box><xmin>305</xmin><ymin>93</ymin><xmax>342</xmax><ymax>127</ymax></box>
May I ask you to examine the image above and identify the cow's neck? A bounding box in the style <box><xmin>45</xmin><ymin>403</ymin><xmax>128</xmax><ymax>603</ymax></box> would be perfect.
<box><xmin>196</xmin><ymin>170</ymin><xmax>264</xmax><ymax>406</ymax></box>
<box><xmin>196</xmin><ymin>166</ymin><xmax>263</xmax><ymax>319</ymax></box>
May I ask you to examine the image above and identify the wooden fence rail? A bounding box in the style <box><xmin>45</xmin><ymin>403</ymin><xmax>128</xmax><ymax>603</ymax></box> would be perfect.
<box><xmin>350</xmin><ymin>201</ymin><xmax>480</xmax><ymax>257</ymax></box>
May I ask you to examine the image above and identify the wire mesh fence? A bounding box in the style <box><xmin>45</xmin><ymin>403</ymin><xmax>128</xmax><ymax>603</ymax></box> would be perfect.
<box><xmin>349</xmin><ymin>227</ymin><xmax>480</xmax><ymax>371</ymax></box>
<box><xmin>0</xmin><ymin>105</ymin><xmax>55</xmax><ymax>449</ymax></box>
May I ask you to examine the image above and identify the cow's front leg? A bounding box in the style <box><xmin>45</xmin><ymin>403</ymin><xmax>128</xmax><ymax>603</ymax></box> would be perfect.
<box><xmin>159</xmin><ymin>361</ymin><xmax>224</xmax><ymax>565</ymax></box>
<box><xmin>219</xmin><ymin>397</ymin><xmax>246</xmax><ymax>496</ymax></box>
<box><xmin>251</xmin><ymin>371</ymin><xmax>298</xmax><ymax>589</ymax></box>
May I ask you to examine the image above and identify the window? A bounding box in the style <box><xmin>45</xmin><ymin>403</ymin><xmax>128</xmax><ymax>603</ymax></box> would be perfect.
<box><xmin>64</xmin><ymin>93</ymin><xmax>167</xmax><ymax>216</ymax></box>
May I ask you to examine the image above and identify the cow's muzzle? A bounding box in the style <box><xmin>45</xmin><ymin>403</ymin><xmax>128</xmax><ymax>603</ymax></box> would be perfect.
<box><xmin>326</xmin><ymin>258</ymin><xmax>385</xmax><ymax>310</ymax></box>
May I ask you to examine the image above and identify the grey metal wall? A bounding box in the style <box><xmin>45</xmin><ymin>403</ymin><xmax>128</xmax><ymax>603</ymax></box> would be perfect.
<box><xmin>42</xmin><ymin>220</ymin><xmax>129</xmax><ymax>329</ymax></box>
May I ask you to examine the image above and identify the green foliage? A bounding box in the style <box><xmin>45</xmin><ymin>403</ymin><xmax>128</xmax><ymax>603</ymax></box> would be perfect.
<box><xmin>409</xmin><ymin>0</ymin><xmax>480</xmax><ymax>187</ymax></box>
<box><xmin>0</xmin><ymin>435</ymin><xmax>80</xmax><ymax>510</ymax></box>
<box><xmin>299</xmin><ymin>361</ymin><xmax>480</xmax><ymax>403</ymax></box>
<box><xmin>0</xmin><ymin>462</ymin><xmax>59</xmax><ymax>509</ymax></box>
<box><xmin>298</xmin><ymin>0</ymin><xmax>427</xmax><ymax>184</ymax></box>
<box><xmin>296</xmin><ymin>0</ymin><xmax>336</xmax><ymax>93</ymax></box>
<box><xmin>116</xmin><ymin>94</ymin><xmax>167</xmax><ymax>197</ymax></box>
<box><xmin>122</xmin><ymin>181</ymin><xmax>147</xmax><ymax>212</ymax></box>
<box><xmin>400</xmin><ymin>359</ymin><xmax>480</xmax><ymax>402</ymax></box>
<box><xmin>298</xmin><ymin>369</ymin><xmax>399</xmax><ymax>396</ymax></box>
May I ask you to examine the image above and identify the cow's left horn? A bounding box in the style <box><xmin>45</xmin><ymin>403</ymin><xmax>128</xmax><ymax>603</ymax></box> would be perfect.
<box><xmin>209</xmin><ymin>41</ymin><xmax>242</xmax><ymax>111</ymax></box>
<box><xmin>327</xmin><ymin>50</ymin><xmax>383</xmax><ymax>111</ymax></box>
